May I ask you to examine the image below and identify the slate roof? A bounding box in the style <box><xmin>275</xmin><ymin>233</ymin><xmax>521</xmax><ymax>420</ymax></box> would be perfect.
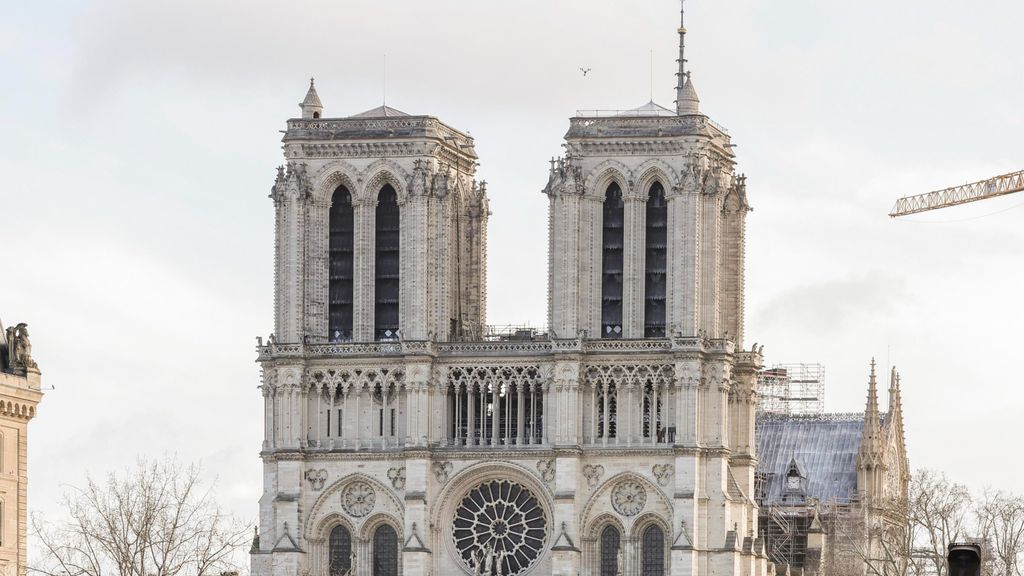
<box><xmin>756</xmin><ymin>413</ymin><xmax>867</xmax><ymax>505</ymax></box>
<box><xmin>352</xmin><ymin>105</ymin><xmax>410</xmax><ymax>118</ymax></box>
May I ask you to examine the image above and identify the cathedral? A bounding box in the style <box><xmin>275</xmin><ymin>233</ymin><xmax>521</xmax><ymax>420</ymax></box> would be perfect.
<box><xmin>252</xmin><ymin>5</ymin><xmax>770</xmax><ymax>576</ymax></box>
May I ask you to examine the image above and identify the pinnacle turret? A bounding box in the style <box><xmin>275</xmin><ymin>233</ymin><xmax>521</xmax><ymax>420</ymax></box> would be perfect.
<box><xmin>300</xmin><ymin>77</ymin><xmax>323</xmax><ymax>119</ymax></box>
<box><xmin>861</xmin><ymin>359</ymin><xmax>883</xmax><ymax>455</ymax></box>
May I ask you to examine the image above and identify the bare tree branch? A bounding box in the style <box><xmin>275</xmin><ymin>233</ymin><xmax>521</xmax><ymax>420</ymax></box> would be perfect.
<box><xmin>30</xmin><ymin>457</ymin><xmax>251</xmax><ymax>576</ymax></box>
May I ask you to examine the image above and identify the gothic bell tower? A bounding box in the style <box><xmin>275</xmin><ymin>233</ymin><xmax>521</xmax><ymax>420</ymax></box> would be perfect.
<box><xmin>544</xmin><ymin>2</ymin><xmax>749</xmax><ymax>344</ymax></box>
<box><xmin>270</xmin><ymin>85</ymin><xmax>489</xmax><ymax>344</ymax></box>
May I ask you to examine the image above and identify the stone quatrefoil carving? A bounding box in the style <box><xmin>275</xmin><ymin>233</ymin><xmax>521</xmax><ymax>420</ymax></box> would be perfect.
<box><xmin>611</xmin><ymin>479</ymin><xmax>647</xmax><ymax>517</ymax></box>
<box><xmin>304</xmin><ymin>469</ymin><xmax>327</xmax><ymax>491</ymax></box>
<box><xmin>341</xmin><ymin>481</ymin><xmax>376</xmax><ymax>517</ymax></box>
<box><xmin>537</xmin><ymin>460</ymin><xmax>556</xmax><ymax>484</ymax></box>
<box><xmin>582</xmin><ymin>465</ymin><xmax>605</xmax><ymax>489</ymax></box>
<box><xmin>652</xmin><ymin>464</ymin><xmax>673</xmax><ymax>487</ymax></box>
<box><xmin>432</xmin><ymin>461</ymin><xmax>453</xmax><ymax>483</ymax></box>
<box><xmin>388</xmin><ymin>467</ymin><xmax>406</xmax><ymax>490</ymax></box>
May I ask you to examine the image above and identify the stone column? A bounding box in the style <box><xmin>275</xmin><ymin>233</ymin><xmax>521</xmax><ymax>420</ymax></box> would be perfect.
<box><xmin>402</xmin><ymin>453</ymin><xmax>431</xmax><ymax>574</ymax></box>
<box><xmin>667</xmin><ymin>183</ymin><xmax>700</xmax><ymax>336</ymax></box>
<box><xmin>699</xmin><ymin>187</ymin><xmax>723</xmax><ymax>337</ymax></box>
<box><xmin>550</xmin><ymin>192</ymin><xmax>581</xmax><ymax>337</ymax></box>
<box><xmin>623</xmin><ymin>195</ymin><xmax>645</xmax><ymax>338</ymax></box>
<box><xmin>353</xmin><ymin>199</ymin><xmax>376</xmax><ymax>341</ymax></box>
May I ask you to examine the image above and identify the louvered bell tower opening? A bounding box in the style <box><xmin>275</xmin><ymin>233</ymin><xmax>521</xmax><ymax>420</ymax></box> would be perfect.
<box><xmin>375</xmin><ymin>185</ymin><xmax>400</xmax><ymax>340</ymax></box>
<box><xmin>328</xmin><ymin>186</ymin><xmax>354</xmax><ymax>341</ymax></box>
<box><xmin>601</xmin><ymin>183</ymin><xmax>624</xmax><ymax>338</ymax></box>
<box><xmin>644</xmin><ymin>182</ymin><xmax>668</xmax><ymax>337</ymax></box>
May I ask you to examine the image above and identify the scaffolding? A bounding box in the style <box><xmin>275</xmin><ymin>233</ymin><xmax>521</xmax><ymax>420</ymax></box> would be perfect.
<box><xmin>758</xmin><ymin>363</ymin><xmax>826</xmax><ymax>416</ymax></box>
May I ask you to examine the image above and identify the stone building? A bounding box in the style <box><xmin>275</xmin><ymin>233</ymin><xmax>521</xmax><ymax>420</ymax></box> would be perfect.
<box><xmin>755</xmin><ymin>362</ymin><xmax>909</xmax><ymax>576</ymax></box>
<box><xmin>0</xmin><ymin>320</ymin><xmax>43</xmax><ymax>576</ymax></box>
<box><xmin>252</xmin><ymin>5</ymin><xmax>771</xmax><ymax>576</ymax></box>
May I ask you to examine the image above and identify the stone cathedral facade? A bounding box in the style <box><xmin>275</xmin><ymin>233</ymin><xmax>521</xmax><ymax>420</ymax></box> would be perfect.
<box><xmin>252</xmin><ymin>6</ymin><xmax>772</xmax><ymax>576</ymax></box>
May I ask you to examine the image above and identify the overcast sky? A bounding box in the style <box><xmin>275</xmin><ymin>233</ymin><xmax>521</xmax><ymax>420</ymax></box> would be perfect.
<box><xmin>2</xmin><ymin>0</ymin><xmax>1022</xmax><ymax>529</ymax></box>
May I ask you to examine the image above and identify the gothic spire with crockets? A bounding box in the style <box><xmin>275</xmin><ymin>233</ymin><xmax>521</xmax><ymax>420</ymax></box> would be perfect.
<box><xmin>675</xmin><ymin>0</ymin><xmax>701</xmax><ymax>115</ymax></box>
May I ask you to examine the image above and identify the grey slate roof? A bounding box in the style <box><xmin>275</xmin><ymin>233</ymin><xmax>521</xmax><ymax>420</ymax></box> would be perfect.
<box><xmin>352</xmin><ymin>105</ymin><xmax>410</xmax><ymax>118</ymax></box>
<box><xmin>756</xmin><ymin>413</ymin><xmax>867</xmax><ymax>505</ymax></box>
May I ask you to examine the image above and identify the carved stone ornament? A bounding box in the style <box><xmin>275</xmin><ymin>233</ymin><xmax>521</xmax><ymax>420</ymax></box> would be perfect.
<box><xmin>432</xmin><ymin>461</ymin><xmax>453</xmax><ymax>483</ymax></box>
<box><xmin>340</xmin><ymin>481</ymin><xmax>376</xmax><ymax>517</ymax></box>
<box><xmin>611</xmin><ymin>479</ymin><xmax>647</xmax><ymax>517</ymax></box>
<box><xmin>652</xmin><ymin>464</ymin><xmax>673</xmax><ymax>487</ymax></box>
<box><xmin>304</xmin><ymin>469</ymin><xmax>328</xmax><ymax>491</ymax></box>
<box><xmin>582</xmin><ymin>464</ymin><xmax>605</xmax><ymax>489</ymax></box>
<box><xmin>537</xmin><ymin>460</ymin><xmax>555</xmax><ymax>484</ymax></box>
<box><xmin>388</xmin><ymin>467</ymin><xmax>406</xmax><ymax>490</ymax></box>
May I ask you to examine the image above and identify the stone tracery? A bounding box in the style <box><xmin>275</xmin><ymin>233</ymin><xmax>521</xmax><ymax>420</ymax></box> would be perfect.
<box><xmin>452</xmin><ymin>479</ymin><xmax>548</xmax><ymax>576</ymax></box>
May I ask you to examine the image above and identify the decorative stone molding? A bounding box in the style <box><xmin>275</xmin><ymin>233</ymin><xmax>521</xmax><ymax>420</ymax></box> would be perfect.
<box><xmin>610</xmin><ymin>479</ymin><xmax>647</xmax><ymax>516</ymax></box>
<box><xmin>536</xmin><ymin>460</ymin><xmax>555</xmax><ymax>484</ymax></box>
<box><xmin>341</xmin><ymin>481</ymin><xmax>376</xmax><ymax>517</ymax></box>
<box><xmin>652</xmin><ymin>464</ymin><xmax>673</xmax><ymax>487</ymax></box>
<box><xmin>388</xmin><ymin>467</ymin><xmax>406</xmax><ymax>490</ymax></box>
<box><xmin>582</xmin><ymin>464</ymin><xmax>605</xmax><ymax>489</ymax></box>
<box><xmin>304</xmin><ymin>469</ymin><xmax>328</xmax><ymax>491</ymax></box>
<box><xmin>432</xmin><ymin>461</ymin><xmax>453</xmax><ymax>483</ymax></box>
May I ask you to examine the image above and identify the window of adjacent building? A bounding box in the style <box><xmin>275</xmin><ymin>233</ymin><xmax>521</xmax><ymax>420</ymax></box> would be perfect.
<box><xmin>642</xmin><ymin>524</ymin><xmax>665</xmax><ymax>576</ymax></box>
<box><xmin>328</xmin><ymin>525</ymin><xmax>351</xmax><ymax>576</ymax></box>
<box><xmin>372</xmin><ymin>524</ymin><xmax>399</xmax><ymax>576</ymax></box>
<box><xmin>602</xmin><ymin>183</ymin><xmax>624</xmax><ymax>338</ymax></box>
<box><xmin>644</xmin><ymin>182</ymin><xmax>668</xmax><ymax>337</ymax></box>
<box><xmin>600</xmin><ymin>525</ymin><xmax>620</xmax><ymax>576</ymax></box>
<box><xmin>375</xmin><ymin>185</ymin><xmax>400</xmax><ymax>341</ymax></box>
<box><xmin>329</xmin><ymin>186</ymin><xmax>355</xmax><ymax>342</ymax></box>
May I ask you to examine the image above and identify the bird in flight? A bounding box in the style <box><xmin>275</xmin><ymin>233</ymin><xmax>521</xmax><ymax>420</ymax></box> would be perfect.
<box><xmin>580</xmin><ymin>67</ymin><xmax>592</xmax><ymax>77</ymax></box>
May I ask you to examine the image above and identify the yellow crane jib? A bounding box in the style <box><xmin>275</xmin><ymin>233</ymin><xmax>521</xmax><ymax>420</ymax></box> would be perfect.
<box><xmin>889</xmin><ymin>169</ymin><xmax>1024</xmax><ymax>217</ymax></box>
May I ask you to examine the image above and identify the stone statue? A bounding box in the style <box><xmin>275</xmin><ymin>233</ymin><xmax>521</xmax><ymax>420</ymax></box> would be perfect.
<box><xmin>616</xmin><ymin>545</ymin><xmax>624</xmax><ymax>575</ymax></box>
<box><xmin>5</xmin><ymin>323</ymin><xmax>35</xmax><ymax>371</ymax></box>
<box><xmin>481</xmin><ymin>545</ymin><xmax>494</xmax><ymax>575</ymax></box>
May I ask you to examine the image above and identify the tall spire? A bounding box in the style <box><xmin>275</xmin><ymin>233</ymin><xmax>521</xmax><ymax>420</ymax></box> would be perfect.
<box><xmin>674</xmin><ymin>0</ymin><xmax>700</xmax><ymax>115</ymax></box>
<box><xmin>861</xmin><ymin>358</ymin><xmax>882</xmax><ymax>454</ymax></box>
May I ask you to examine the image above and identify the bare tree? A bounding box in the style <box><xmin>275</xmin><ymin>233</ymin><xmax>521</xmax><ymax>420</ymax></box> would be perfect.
<box><xmin>829</xmin><ymin>499</ymin><xmax>912</xmax><ymax>576</ymax></box>
<box><xmin>31</xmin><ymin>458</ymin><xmax>250</xmax><ymax>576</ymax></box>
<box><xmin>908</xmin><ymin>470</ymin><xmax>973</xmax><ymax>576</ymax></box>
<box><xmin>975</xmin><ymin>490</ymin><xmax>1024</xmax><ymax>576</ymax></box>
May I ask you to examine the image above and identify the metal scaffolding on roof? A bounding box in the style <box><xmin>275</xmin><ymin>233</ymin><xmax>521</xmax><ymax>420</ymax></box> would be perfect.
<box><xmin>757</xmin><ymin>363</ymin><xmax>826</xmax><ymax>416</ymax></box>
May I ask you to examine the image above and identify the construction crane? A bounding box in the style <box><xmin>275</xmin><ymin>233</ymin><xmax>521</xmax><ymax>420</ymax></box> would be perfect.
<box><xmin>889</xmin><ymin>169</ymin><xmax>1024</xmax><ymax>217</ymax></box>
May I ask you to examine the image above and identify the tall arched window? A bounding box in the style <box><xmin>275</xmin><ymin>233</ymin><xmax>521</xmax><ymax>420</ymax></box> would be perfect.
<box><xmin>644</xmin><ymin>182</ymin><xmax>668</xmax><ymax>337</ymax></box>
<box><xmin>328</xmin><ymin>525</ymin><xmax>352</xmax><ymax>576</ymax></box>
<box><xmin>329</xmin><ymin>186</ymin><xmax>355</xmax><ymax>342</ymax></box>
<box><xmin>373</xmin><ymin>524</ymin><xmax>399</xmax><ymax>576</ymax></box>
<box><xmin>642</xmin><ymin>524</ymin><xmax>665</xmax><ymax>576</ymax></box>
<box><xmin>600</xmin><ymin>525</ymin><xmax>621</xmax><ymax>576</ymax></box>
<box><xmin>602</xmin><ymin>183</ymin><xmax>624</xmax><ymax>338</ymax></box>
<box><xmin>375</xmin><ymin>185</ymin><xmax>400</xmax><ymax>340</ymax></box>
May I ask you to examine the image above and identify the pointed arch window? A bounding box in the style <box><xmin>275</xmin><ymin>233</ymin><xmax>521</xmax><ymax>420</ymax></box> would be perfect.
<box><xmin>375</xmin><ymin>185</ymin><xmax>400</xmax><ymax>340</ymax></box>
<box><xmin>601</xmin><ymin>183</ymin><xmax>624</xmax><ymax>338</ymax></box>
<box><xmin>644</xmin><ymin>182</ymin><xmax>667</xmax><ymax>338</ymax></box>
<box><xmin>329</xmin><ymin>186</ymin><xmax>355</xmax><ymax>342</ymax></box>
<box><xmin>372</xmin><ymin>524</ymin><xmax>399</xmax><ymax>576</ymax></box>
<box><xmin>642</xmin><ymin>524</ymin><xmax>665</xmax><ymax>576</ymax></box>
<box><xmin>328</xmin><ymin>525</ymin><xmax>352</xmax><ymax>576</ymax></box>
<box><xmin>600</xmin><ymin>525</ymin><xmax>621</xmax><ymax>576</ymax></box>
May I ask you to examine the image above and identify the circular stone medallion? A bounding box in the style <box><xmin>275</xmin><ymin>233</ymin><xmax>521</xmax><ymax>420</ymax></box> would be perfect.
<box><xmin>611</xmin><ymin>479</ymin><xmax>647</xmax><ymax>516</ymax></box>
<box><xmin>452</xmin><ymin>479</ymin><xmax>548</xmax><ymax>576</ymax></box>
<box><xmin>341</xmin><ymin>481</ymin><xmax>376</xmax><ymax>517</ymax></box>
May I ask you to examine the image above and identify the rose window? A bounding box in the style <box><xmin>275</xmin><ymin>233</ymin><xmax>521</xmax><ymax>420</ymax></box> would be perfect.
<box><xmin>341</xmin><ymin>481</ymin><xmax>376</xmax><ymax>517</ymax></box>
<box><xmin>611</xmin><ymin>479</ymin><xmax>647</xmax><ymax>517</ymax></box>
<box><xmin>453</xmin><ymin>479</ymin><xmax>547</xmax><ymax>575</ymax></box>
